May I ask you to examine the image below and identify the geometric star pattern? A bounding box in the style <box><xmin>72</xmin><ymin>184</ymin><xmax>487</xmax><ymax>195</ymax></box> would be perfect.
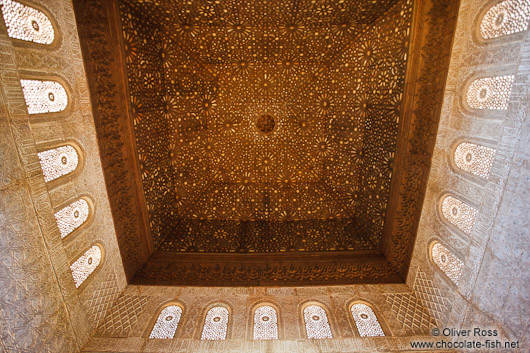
<box><xmin>119</xmin><ymin>0</ymin><xmax>413</xmax><ymax>253</ymax></box>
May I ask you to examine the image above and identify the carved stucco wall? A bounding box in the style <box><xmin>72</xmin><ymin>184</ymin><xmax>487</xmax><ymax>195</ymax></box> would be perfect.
<box><xmin>0</xmin><ymin>0</ymin><xmax>126</xmax><ymax>352</ymax></box>
<box><xmin>408</xmin><ymin>0</ymin><xmax>530</xmax><ymax>348</ymax></box>
<box><xmin>84</xmin><ymin>283</ymin><xmax>443</xmax><ymax>352</ymax></box>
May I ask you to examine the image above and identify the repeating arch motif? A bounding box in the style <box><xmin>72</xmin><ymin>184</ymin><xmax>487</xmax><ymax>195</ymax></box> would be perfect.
<box><xmin>480</xmin><ymin>0</ymin><xmax>530</xmax><ymax>39</ymax></box>
<box><xmin>441</xmin><ymin>195</ymin><xmax>478</xmax><ymax>235</ymax></box>
<box><xmin>149</xmin><ymin>305</ymin><xmax>183</xmax><ymax>339</ymax></box>
<box><xmin>465</xmin><ymin>76</ymin><xmax>514</xmax><ymax>110</ymax></box>
<box><xmin>201</xmin><ymin>306</ymin><xmax>229</xmax><ymax>340</ymax></box>
<box><xmin>20</xmin><ymin>79</ymin><xmax>68</xmax><ymax>114</ymax></box>
<box><xmin>350</xmin><ymin>303</ymin><xmax>385</xmax><ymax>337</ymax></box>
<box><xmin>55</xmin><ymin>199</ymin><xmax>90</xmax><ymax>239</ymax></box>
<box><xmin>303</xmin><ymin>304</ymin><xmax>332</xmax><ymax>339</ymax></box>
<box><xmin>454</xmin><ymin>142</ymin><xmax>496</xmax><ymax>179</ymax></box>
<box><xmin>70</xmin><ymin>245</ymin><xmax>102</xmax><ymax>288</ymax></box>
<box><xmin>431</xmin><ymin>241</ymin><xmax>464</xmax><ymax>285</ymax></box>
<box><xmin>38</xmin><ymin>145</ymin><xmax>79</xmax><ymax>182</ymax></box>
<box><xmin>253</xmin><ymin>305</ymin><xmax>279</xmax><ymax>340</ymax></box>
<box><xmin>0</xmin><ymin>0</ymin><xmax>55</xmax><ymax>44</ymax></box>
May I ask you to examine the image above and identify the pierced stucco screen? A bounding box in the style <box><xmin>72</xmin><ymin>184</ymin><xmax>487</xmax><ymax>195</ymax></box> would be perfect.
<box><xmin>20</xmin><ymin>80</ymin><xmax>68</xmax><ymax>114</ymax></box>
<box><xmin>0</xmin><ymin>0</ymin><xmax>55</xmax><ymax>44</ymax></box>
<box><xmin>480</xmin><ymin>0</ymin><xmax>530</xmax><ymax>39</ymax></box>
<box><xmin>303</xmin><ymin>305</ymin><xmax>332</xmax><ymax>339</ymax></box>
<box><xmin>253</xmin><ymin>305</ymin><xmax>279</xmax><ymax>340</ymax></box>
<box><xmin>149</xmin><ymin>306</ymin><xmax>183</xmax><ymax>339</ymax></box>
<box><xmin>38</xmin><ymin>145</ymin><xmax>79</xmax><ymax>182</ymax></box>
<box><xmin>201</xmin><ymin>306</ymin><xmax>229</xmax><ymax>340</ymax></box>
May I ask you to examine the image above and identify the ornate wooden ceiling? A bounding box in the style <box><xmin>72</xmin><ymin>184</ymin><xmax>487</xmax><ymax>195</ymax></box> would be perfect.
<box><xmin>119</xmin><ymin>0</ymin><xmax>410</xmax><ymax>250</ymax></box>
<box><xmin>73</xmin><ymin>0</ymin><xmax>460</xmax><ymax>285</ymax></box>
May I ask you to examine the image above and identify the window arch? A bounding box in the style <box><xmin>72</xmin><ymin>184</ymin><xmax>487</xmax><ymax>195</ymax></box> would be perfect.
<box><xmin>465</xmin><ymin>75</ymin><xmax>514</xmax><ymax>110</ymax></box>
<box><xmin>350</xmin><ymin>303</ymin><xmax>385</xmax><ymax>337</ymax></box>
<box><xmin>431</xmin><ymin>241</ymin><xmax>464</xmax><ymax>285</ymax></box>
<box><xmin>253</xmin><ymin>305</ymin><xmax>279</xmax><ymax>340</ymax></box>
<box><xmin>303</xmin><ymin>304</ymin><xmax>332</xmax><ymax>339</ymax></box>
<box><xmin>441</xmin><ymin>195</ymin><xmax>478</xmax><ymax>235</ymax></box>
<box><xmin>70</xmin><ymin>245</ymin><xmax>102</xmax><ymax>288</ymax></box>
<box><xmin>454</xmin><ymin>142</ymin><xmax>496</xmax><ymax>179</ymax></box>
<box><xmin>201</xmin><ymin>306</ymin><xmax>229</xmax><ymax>340</ymax></box>
<box><xmin>0</xmin><ymin>0</ymin><xmax>55</xmax><ymax>44</ymax></box>
<box><xmin>20</xmin><ymin>79</ymin><xmax>68</xmax><ymax>114</ymax></box>
<box><xmin>55</xmin><ymin>198</ymin><xmax>90</xmax><ymax>239</ymax></box>
<box><xmin>480</xmin><ymin>0</ymin><xmax>530</xmax><ymax>40</ymax></box>
<box><xmin>149</xmin><ymin>305</ymin><xmax>183</xmax><ymax>339</ymax></box>
<box><xmin>38</xmin><ymin>145</ymin><xmax>79</xmax><ymax>182</ymax></box>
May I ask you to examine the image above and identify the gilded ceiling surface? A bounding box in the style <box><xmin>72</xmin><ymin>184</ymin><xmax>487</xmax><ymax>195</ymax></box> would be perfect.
<box><xmin>119</xmin><ymin>0</ymin><xmax>413</xmax><ymax>253</ymax></box>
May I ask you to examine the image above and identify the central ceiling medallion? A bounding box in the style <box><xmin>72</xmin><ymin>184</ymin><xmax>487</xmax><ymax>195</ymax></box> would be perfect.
<box><xmin>255</xmin><ymin>114</ymin><xmax>276</xmax><ymax>134</ymax></box>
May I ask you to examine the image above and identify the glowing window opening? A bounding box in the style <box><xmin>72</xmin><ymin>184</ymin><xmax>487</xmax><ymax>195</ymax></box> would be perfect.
<box><xmin>70</xmin><ymin>245</ymin><xmax>102</xmax><ymax>288</ymax></box>
<box><xmin>303</xmin><ymin>305</ymin><xmax>332</xmax><ymax>339</ymax></box>
<box><xmin>431</xmin><ymin>242</ymin><xmax>464</xmax><ymax>285</ymax></box>
<box><xmin>0</xmin><ymin>0</ymin><xmax>55</xmax><ymax>44</ymax></box>
<box><xmin>149</xmin><ymin>305</ymin><xmax>183</xmax><ymax>339</ymax></box>
<box><xmin>20</xmin><ymin>79</ymin><xmax>68</xmax><ymax>114</ymax></box>
<box><xmin>38</xmin><ymin>145</ymin><xmax>79</xmax><ymax>182</ymax></box>
<box><xmin>350</xmin><ymin>303</ymin><xmax>385</xmax><ymax>337</ymax></box>
<box><xmin>201</xmin><ymin>306</ymin><xmax>229</xmax><ymax>340</ymax></box>
<box><xmin>55</xmin><ymin>199</ymin><xmax>89</xmax><ymax>239</ymax></box>
<box><xmin>454</xmin><ymin>142</ymin><xmax>496</xmax><ymax>179</ymax></box>
<box><xmin>480</xmin><ymin>0</ymin><xmax>530</xmax><ymax>39</ymax></box>
<box><xmin>253</xmin><ymin>305</ymin><xmax>279</xmax><ymax>340</ymax></box>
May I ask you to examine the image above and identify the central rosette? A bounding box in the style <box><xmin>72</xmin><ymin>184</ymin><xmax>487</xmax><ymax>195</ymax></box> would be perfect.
<box><xmin>255</xmin><ymin>114</ymin><xmax>276</xmax><ymax>134</ymax></box>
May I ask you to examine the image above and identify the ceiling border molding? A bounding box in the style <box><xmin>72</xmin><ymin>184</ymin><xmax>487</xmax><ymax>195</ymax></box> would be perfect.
<box><xmin>381</xmin><ymin>0</ymin><xmax>461</xmax><ymax>278</ymax></box>
<box><xmin>73</xmin><ymin>0</ymin><xmax>153</xmax><ymax>280</ymax></box>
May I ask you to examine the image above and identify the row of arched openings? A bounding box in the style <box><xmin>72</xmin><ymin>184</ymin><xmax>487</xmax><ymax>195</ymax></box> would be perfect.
<box><xmin>431</xmin><ymin>0</ymin><xmax>528</xmax><ymax>285</ymax></box>
<box><xmin>1</xmin><ymin>0</ymin><xmax>103</xmax><ymax>288</ymax></box>
<box><xmin>148</xmin><ymin>302</ymin><xmax>385</xmax><ymax>340</ymax></box>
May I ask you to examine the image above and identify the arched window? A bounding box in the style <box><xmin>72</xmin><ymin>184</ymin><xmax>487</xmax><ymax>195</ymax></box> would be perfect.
<box><xmin>0</xmin><ymin>0</ymin><xmax>55</xmax><ymax>44</ymax></box>
<box><xmin>441</xmin><ymin>195</ymin><xmax>478</xmax><ymax>235</ymax></box>
<box><xmin>431</xmin><ymin>241</ymin><xmax>464</xmax><ymax>285</ymax></box>
<box><xmin>38</xmin><ymin>145</ymin><xmax>79</xmax><ymax>182</ymax></box>
<box><xmin>149</xmin><ymin>305</ymin><xmax>183</xmax><ymax>339</ymax></box>
<box><xmin>20</xmin><ymin>79</ymin><xmax>68</xmax><ymax>114</ymax></box>
<box><xmin>253</xmin><ymin>305</ymin><xmax>279</xmax><ymax>340</ymax></box>
<box><xmin>55</xmin><ymin>199</ymin><xmax>90</xmax><ymax>239</ymax></box>
<box><xmin>480</xmin><ymin>0</ymin><xmax>530</xmax><ymax>40</ymax></box>
<box><xmin>303</xmin><ymin>304</ymin><xmax>332</xmax><ymax>339</ymax></box>
<box><xmin>350</xmin><ymin>303</ymin><xmax>385</xmax><ymax>337</ymax></box>
<box><xmin>201</xmin><ymin>306</ymin><xmax>229</xmax><ymax>340</ymax></box>
<box><xmin>70</xmin><ymin>245</ymin><xmax>102</xmax><ymax>288</ymax></box>
<box><xmin>454</xmin><ymin>142</ymin><xmax>496</xmax><ymax>179</ymax></box>
<box><xmin>466</xmin><ymin>76</ymin><xmax>514</xmax><ymax>110</ymax></box>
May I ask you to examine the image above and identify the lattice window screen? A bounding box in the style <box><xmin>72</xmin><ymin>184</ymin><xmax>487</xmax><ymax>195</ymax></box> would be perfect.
<box><xmin>0</xmin><ymin>0</ymin><xmax>55</xmax><ymax>44</ymax></box>
<box><xmin>350</xmin><ymin>303</ymin><xmax>385</xmax><ymax>337</ymax></box>
<box><xmin>38</xmin><ymin>145</ymin><xmax>79</xmax><ymax>182</ymax></box>
<box><xmin>253</xmin><ymin>305</ymin><xmax>279</xmax><ymax>340</ymax></box>
<box><xmin>466</xmin><ymin>76</ymin><xmax>514</xmax><ymax>110</ymax></box>
<box><xmin>55</xmin><ymin>199</ymin><xmax>90</xmax><ymax>239</ymax></box>
<box><xmin>70</xmin><ymin>245</ymin><xmax>102</xmax><ymax>288</ymax></box>
<box><xmin>20</xmin><ymin>79</ymin><xmax>68</xmax><ymax>114</ymax></box>
<box><xmin>431</xmin><ymin>242</ymin><xmax>464</xmax><ymax>285</ymax></box>
<box><xmin>441</xmin><ymin>196</ymin><xmax>478</xmax><ymax>235</ymax></box>
<box><xmin>201</xmin><ymin>306</ymin><xmax>229</xmax><ymax>340</ymax></box>
<box><xmin>454</xmin><ymin>142</ymin><xmax>496</xmax><ymax>179</ymax></box>
<box><xmin>149</xmin><ymin>305</ymin><xmax>183</xmax><ymax>339</ymax></box>
<box><xmin>303</xmin><ymin>305</ymin><xmax>332</xmax><ymax>339</ymax></box>
<box><xmin>480</xmin><ymin>0</ymin><xmax>530</xmax><ymax>39</ymax></box>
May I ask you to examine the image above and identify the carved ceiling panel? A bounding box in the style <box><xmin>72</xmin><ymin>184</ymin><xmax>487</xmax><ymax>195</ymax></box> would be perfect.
<box><xmin>118</xmin><ymin>0</ymin><xmax>413</xmax><ymax>254</ymax></box>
